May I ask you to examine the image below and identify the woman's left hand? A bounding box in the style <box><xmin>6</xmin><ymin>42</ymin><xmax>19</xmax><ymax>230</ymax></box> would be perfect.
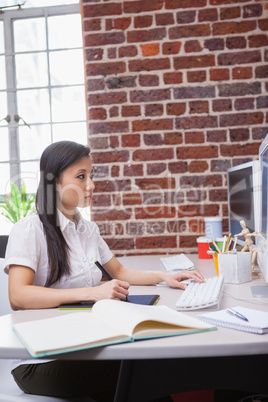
<box><xmin>164</xmin><ymin>270</ymin><xmax>205</xmax><ymax>290</ymax></box>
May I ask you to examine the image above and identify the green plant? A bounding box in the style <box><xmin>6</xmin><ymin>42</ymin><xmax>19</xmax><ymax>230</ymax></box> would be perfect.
<box><xmin>0</xmin><ymin>182</ymin><xmax>36</xmax><ymax>224</ymax></box>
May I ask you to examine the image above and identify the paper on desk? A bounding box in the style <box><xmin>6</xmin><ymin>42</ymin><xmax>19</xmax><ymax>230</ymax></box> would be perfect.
<box><xmin>198</xmin><ymin>306</ymin><xmax>268</xmax><ymax>334</ymax></box>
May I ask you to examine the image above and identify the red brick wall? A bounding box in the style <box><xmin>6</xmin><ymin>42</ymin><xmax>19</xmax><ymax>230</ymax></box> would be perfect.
<box><xmin>81</xmin><ymin>0</ymin><xmax>268</xmax><ymax>256</ymax></box>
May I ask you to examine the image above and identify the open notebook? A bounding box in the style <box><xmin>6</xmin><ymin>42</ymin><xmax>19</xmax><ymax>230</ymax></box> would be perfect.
<box><xmin>13</xmin><ymin>299</ymin><xmax>216</xmax><ymax>358</ymax></box>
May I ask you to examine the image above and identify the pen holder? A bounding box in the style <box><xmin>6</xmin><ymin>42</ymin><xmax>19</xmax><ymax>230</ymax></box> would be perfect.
<box><xmin>217</xmin><ymin>252</ymin><xmax>252</xmax><ymax>284</ymax></box>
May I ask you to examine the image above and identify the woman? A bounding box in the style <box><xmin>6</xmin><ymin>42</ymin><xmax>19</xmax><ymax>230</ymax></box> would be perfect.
<box><xmin>4</xmin><ymin>141</ymin><xmax>204</xmax><ymax>401</ymax></box>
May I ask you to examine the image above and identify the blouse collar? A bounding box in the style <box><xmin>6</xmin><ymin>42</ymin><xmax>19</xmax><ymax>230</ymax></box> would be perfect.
<box><xmin>57</xmin><ymin>208</ymin><xmax>82</xmax><ymax>231</ymax></box>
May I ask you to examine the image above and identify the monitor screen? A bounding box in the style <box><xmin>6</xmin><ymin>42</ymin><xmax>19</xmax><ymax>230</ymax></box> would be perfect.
<box><xmin>261</xmin><ymin>148</ymin><xmax>268</xmax><ymax>238</ymax></box>
<box><xmin>257</xmin><ymin>134</ymin><xmax>268</xmax><ymax>285</ymax></box>
<box><xmin>227</xmin><ymin>161</ymin><xmax>260</xmax><ymax>246</ymax></box>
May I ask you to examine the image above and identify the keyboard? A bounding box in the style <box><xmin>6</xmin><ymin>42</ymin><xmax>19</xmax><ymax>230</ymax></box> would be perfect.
<box><xmin>175</xmin><ymin>275</ymin><xmax>224</xmax><ymax>311</ymax></box>
<box><xmin>160</xmin><ymin>254</ymin><xmax>195</xmax><ymax>272</ymax></box>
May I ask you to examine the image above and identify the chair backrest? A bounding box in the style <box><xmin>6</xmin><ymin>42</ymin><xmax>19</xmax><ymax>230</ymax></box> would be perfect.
<box><xmin>0</xmin><ymin>258</ymin><xmax>12</xmax><ymax>315</ymax></box>
<box><xmin>0</xmin><ymin>235</ymin><xmax>9</xmax><ymax>258</ymax></box>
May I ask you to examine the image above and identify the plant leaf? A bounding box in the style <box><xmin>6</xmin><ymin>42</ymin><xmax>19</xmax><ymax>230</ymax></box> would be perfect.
<box><xmin>0</xmin><ymin>182</ymin><xmax>36</xmax><ymax>223</ymax></box>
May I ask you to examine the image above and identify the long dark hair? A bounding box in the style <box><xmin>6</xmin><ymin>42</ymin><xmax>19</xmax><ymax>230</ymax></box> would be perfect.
<box><xmin>36</xmin><ymin>141</ymin><xmax>90</xmax><ymax>287</ymax></box>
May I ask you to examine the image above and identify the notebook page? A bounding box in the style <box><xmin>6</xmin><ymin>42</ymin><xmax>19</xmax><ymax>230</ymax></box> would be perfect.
<box><xmin>198</xmin><ymin>306</ymin><xmax>268</xmax><ymax>334</ymax></box>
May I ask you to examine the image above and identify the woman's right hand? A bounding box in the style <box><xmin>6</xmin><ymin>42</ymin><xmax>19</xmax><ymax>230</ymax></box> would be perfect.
<box><xmin>8</xmin><ymin>265</ymin><xmax>130</xmax><ymax>309</ymax></box>
<box><xmin>89</xmin><ymin>279</ymin><xmax>130</xmax><ymax>302</ymax></box>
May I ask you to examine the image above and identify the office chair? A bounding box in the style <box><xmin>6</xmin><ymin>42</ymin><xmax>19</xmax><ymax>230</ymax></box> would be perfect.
<box><xmin>0</xmin><ymin>235</ymin><xmax>8</xmax><ymax>258</ymax></box>
<box><xmin>0</xmin><ymin>259</ymin><xmax>93</xmax><ymax>402</ymax></box>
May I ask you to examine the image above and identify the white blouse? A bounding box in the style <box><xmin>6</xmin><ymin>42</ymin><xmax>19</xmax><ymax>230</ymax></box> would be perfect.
<box><xmin>4</xmin><ymin>210</ymin><xmax>114</xmax><ymax>371</ymax></box>
<box><xmin>4</xmin><ymin>210</ymin><xmax>113</xmax><ymax>287</ymax></box>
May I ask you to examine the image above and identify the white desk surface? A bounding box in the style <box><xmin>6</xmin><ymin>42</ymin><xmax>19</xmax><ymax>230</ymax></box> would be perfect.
<box><xmin>0</xmin><ymin>254</ymin><xmax>268</xmax><ymax>361</ymax></box>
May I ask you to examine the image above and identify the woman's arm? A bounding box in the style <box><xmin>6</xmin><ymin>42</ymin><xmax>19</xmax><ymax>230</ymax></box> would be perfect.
<box><xmin>9</xmin><ymin>255</ymin><xmax>204</xmax><ymax>310</ymax></box>
<box><xmin>8</xmin><ymin>265</ymin><xmax>129</xmax><ymax>310</ymax></box>
<box><xmin>103</xmin><ymin>257</ymin><xmax>205</xmax><ymax>290</ymax></box>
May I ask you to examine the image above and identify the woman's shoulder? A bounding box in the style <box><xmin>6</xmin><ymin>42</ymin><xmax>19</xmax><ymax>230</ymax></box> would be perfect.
<box><xmin>11</xmin><ymin>213</ymin><xmax>43</xmax><ymax>232</ymax></box>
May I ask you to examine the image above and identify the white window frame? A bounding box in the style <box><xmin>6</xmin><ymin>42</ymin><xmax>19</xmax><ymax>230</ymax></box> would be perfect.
<box><xmin>0</xmin><ymin>3</ymin><xmax>86</xmax><ymax>193</ymax></box>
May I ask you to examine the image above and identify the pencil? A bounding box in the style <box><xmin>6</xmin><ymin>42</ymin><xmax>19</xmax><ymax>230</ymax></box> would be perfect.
<box><xmin>213</xmin><ymin>241</ymin><xmax>221</xmax><ymax>253</ymax></box>
<box><xmin>208</xmin><ymin>242</ymin><xmax>217</xmax><ymax>253</ymax></box>
<box><xmin>221</xmin><ymin>236</ymin><xmax>227</xmax><ymax>253</ymax></box>
<box><xmin>232</xmin><ymin>237</ymin><xmax>238</xmax><ymax>251</ymax></box>
<box><xmin>225</xmin><ymin>233</ymin><xmax>231</xmax><ymax>252</ymax></box>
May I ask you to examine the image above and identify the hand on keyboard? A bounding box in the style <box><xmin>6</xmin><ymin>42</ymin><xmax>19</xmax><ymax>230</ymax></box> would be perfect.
<box><xmin>175</xmin><ymin>275</ymin><xmax>224</xmax><ymax>310</ymax></box>
<box><xmin>163</xmin><ymin>269</ymin><xmax>205</xmax><ymax>290</ymax></box>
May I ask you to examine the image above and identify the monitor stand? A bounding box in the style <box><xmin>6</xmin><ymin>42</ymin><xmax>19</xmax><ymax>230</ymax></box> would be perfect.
<box><xmin>251</xmin><ymin>285</ymin><xmax>268</xmax><ymax>298</ymax></box>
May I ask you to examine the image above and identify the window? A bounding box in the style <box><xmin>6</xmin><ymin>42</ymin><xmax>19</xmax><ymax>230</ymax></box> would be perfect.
<box><xmin>0</xmin><ymin>1</ymin><xmax>87</xmax><ymax>196</ymax></box>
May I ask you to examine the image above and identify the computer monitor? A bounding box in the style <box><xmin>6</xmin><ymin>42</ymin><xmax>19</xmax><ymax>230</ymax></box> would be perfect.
<box><xmin>227</xmin><ymin>160</ymin><xmax>261</xmax><ymax>246</ymax></box>
<box><xmin>256</xmin><ymin>134</ymin><xmax>268</xmax><ymax>293</ymax></box>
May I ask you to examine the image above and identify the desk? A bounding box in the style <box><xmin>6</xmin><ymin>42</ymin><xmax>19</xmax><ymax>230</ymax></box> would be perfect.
<box><xmin>0</xmin><ymin>255</ymin><xmax>268</xmax><ymax>401</ymax></box>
